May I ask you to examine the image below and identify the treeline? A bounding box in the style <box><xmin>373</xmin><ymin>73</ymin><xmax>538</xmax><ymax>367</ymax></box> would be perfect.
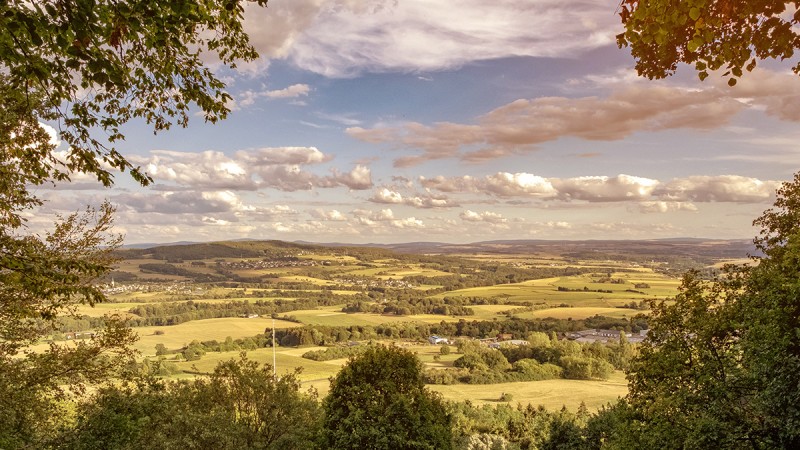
<box><xmin>302</xmin><ymin>345</ymin><xmax>367</xmax><ymax>361</ymax></box>
<box><xmin>557</xmin><ymin>286</ymin><xmax>613</xmax><ymax>294</ymax></box>
<box><xmin>342</xmin><ymin>297</ymin><xmax>475</xmax><ymax>316</ymax></box>
<box><xmin>272</xmin><ymin>315</ymin><xmax>646</xmax><ymax>348</ymax></box>
<box><xmin>126</xmin><ymin>297</ymin><xmax>347</xmax><ymax>327</ymax></box>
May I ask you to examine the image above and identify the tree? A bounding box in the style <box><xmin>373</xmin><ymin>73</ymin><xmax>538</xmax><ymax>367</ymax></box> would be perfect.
<box><xmin>1</xmin><ymin>0</ymin><xmax>269</xmax><ymax>446</ymax></box>
<box><xmin>620</xmin><ymin>172</ymin><xmax>800</xmax><ymax>448</ymax></box>
<box><xmin>321</xmin><ymin>345</ymin><xmax>453</xmax><ymax>449</ymax></box>
<box><xmin>0</xmin><ymin>203</ymin><xmax>140</xmax><ymax>448</ymax></box>
<box><xmin>617</xmin><ymin>0</ymin><xmax>800</xmax><ymax>85</ymax></box>
<box><xmin>1</xmin><ymin>0</ymin><xmax>267</xmax><ymax>190</ymax></box>
<box><xmin>67</xmin><ymin>354</ymin><xmax>321</xmax><ymax>450</ymax></box>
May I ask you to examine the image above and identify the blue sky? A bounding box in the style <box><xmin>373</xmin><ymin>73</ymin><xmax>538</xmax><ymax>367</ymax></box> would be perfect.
<box><xmin>33</xmin><ymin>0</ymin><xmax>800</xmax><ymax>244</ymax></box>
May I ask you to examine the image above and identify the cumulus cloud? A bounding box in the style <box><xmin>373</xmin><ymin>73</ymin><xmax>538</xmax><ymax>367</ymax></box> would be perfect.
<box><xmin>114</xmin><ymin>191</ymin><xmax>247</xmax><ymax>215</ymax></box>
<box><xmin>368</xmin><ymin>186</ymin><xmax>456</xmax><ymax>208</ymax></box>
<box><xmin>351</xmin><ymin>208</ymin><xmax>425</xmax><ymax>229</ymax></box>
<box><xmin>329</xmin><ymin>164</ymin><xmax>373</xmax><ymax>190</ymax></box>
<box><xmin>237</xmin><ymin>146</ymin><xmax>328</xmax><ymax>166</ymax></box>
<box><xmin>552</xmin><ymin>174</ymin><xmax>659</xmax><ymax>202</ymax></box>
<box><xmin>656</xmin><ymin>175</ymin><xmax>780</xmax><ymax>203</ymax></box>
<box><xmin>634</xmin><ymin>201</ymin><xmax>699</xmax><ymax>213</ymax></box>
<box><xmin>133</xmin><ymin>147</ymin><xmax>371</xmax><ymax>192</ymax></box>
<box><xmin>460</xmin><ymin>210</ymin><xmax>507</xmax><ymax>224</ymax></box>
<box><xmin>135</xmin><ymin>150</ymin><xmax>256</xmax><ymax>190</ymax></box>
<box><xmin>310</xmin><ymin>209</ymin><xmax>348</xmax><ymax>221</ymax></box>
<box><xmin>419</xmin><ymin>171</ymin><xmax>779</xmax><ymax>205</ymax></box>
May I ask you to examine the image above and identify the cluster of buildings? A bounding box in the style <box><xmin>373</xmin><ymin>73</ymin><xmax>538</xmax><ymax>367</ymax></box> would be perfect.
<box><xmin>335</xmin><ymin>277</ymin><xmax>415</xmax><ymax>289</ymax></box>
<box><xmin>218</xmin><ymin>258</ymin><xmax>322</xmax><ymax>270</ymax></box>
<box><xmin>101</xmin><ymin>281</ymin><xmax>204</xmax><ymax>296</ymax></box>
<box><xmin>428</xmin><ymin>329</ymin><xmax>649</xmax><ymax>347</ymax></box>
<box><xmin>567</xmin><ymin>329</ymin><xmax>648</xmax><ymax>344</ymax></box>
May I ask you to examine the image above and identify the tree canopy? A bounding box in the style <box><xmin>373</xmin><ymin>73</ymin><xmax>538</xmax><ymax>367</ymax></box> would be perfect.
<box><xmin>619</xmin><ymin>172</ymin><xmax>800</xmax><ymax>448</ymax></box>
<box><xmin>1</xmin><ymin>1</ymin><xmax>269</xmax><ymax>446</ymax></box>
<box><xmin>322</xmin><ymin>345</ymin><xmax>453</xmax><ymax>450</ymax></box>
<box><xmin>617</xmin><ymin>0</ymin><xmax>800</xmax><ymax>84</ymax></box>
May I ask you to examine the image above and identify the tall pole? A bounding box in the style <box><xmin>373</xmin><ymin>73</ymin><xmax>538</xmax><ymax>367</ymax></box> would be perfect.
<box><xmin>272</xmin><ymin>317</ymin><xmax>277</xmax><ymax>380</ymax></box>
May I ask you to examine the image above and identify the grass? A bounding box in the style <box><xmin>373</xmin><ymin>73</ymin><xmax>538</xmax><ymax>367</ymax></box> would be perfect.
<box><xmin>134</xmin><ymin>317</ymin><xmax>302</xmax><ymax>355</ymax></box>
<box><xmin>429</xmin><ymin>371</ymin><xmax>628</xmax><ymax>411</ymax></box>
<box><xmin>513</xmin><ymin>307</ymin><xmax>644</xmax><ymax>320</ymax></box>
<box><xmin>169</xmin><ymin>347</ymin><xmax>343</xmax><ymax>381</ymax></box>
<box><xmin>286</xmin><ymin>307</ymin><xmax>464</xmax><ymax>327</ymax></box>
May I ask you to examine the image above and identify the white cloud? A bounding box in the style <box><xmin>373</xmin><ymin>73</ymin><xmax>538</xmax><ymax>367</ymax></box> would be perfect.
<box><xmin>657</xmin><ymin>175</ymin><xmax>780</xmax><ymax>203</ymax></box>
<box><xmin>418</xmin><ymin>171</ymin><xmax>780</xmax><ymax>206</ymax></box>
<box><xmin>134</xmin><ymin>150</ymin><xmax>255</xmax><ymax>190</ymax></box>
<box><xmin>237</xmin><ymin>146</ymin><xmax>328</xmax><ymax>166</ymax></box>
<box><xmin>238</xmin><ymin>84</ymin><xmax>311</xmax><ymax>107</ymax></box>
<box><xmin>634</xmin><ymin>201</ymin><xmax>699</xmax><ymax>213</ymax></box>
<box><xmin>329</xmin><ymin>164</ymin><xmax>373</xmax><ymax>190</ymax></box>
<box><xmin>552</xmin><ymin>174</ymin><xmax>659</xmax><ymax>202</ymax></box>
<box><xmin>265</xmin><ymin>84</ymin><xmax>311</xmax><ymax>99</ymax></box>
<box><xmin>310</xmin><ymin>209</ymin><xmax>348</xmax><ymax>221</ymax></box>
<box><xmin>131</xmin><ymin>147</ymin><xmax>372</xmax><ymax>192</ymax></box>
<box><xmin>114</xmin><ymin>190</ymin><xmax>248</xmax><ymax>215</ymax></box>
<box><xmin>277</xmin><ymin>0</ymin><xmax>617</xmax><ymax>77</ymax></box>
<box><xmin>460</xmin><ymin>210</ymin><xmax>507</xmax><ymax>224</ymax></box>
<box><xmin>368</xmin><ymin>185</ymin><xmax>456</xmax><ymax>208</ymax></box>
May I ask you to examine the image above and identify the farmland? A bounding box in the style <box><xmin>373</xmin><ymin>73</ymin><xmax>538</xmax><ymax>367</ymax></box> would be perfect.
<box><xmin>57</xmin><ymin>238</ymin><xmax>751</xmax><ymax>410</ymax></box>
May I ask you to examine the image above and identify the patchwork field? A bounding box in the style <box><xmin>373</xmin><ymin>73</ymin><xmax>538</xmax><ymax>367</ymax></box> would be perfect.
<box><xmin>43</xmin><ymin>238</ymin><xmax>750</xmax><ymax>411</ymax></box>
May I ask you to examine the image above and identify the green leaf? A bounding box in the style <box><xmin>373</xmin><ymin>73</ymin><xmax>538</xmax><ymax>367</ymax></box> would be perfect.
<box><xmin>687</xmin><ymin>37</ymin><xmax>703</xmax><ymax>53</ymax></box>
<box><xmin>689</xmin><ymin>7</ymin><xmax>701</xmax><ymax>21</ymax></box>
<box><xmin>728</xmin><ymin>77</ymin><xmax>737</xmax><ymax>86</ymax></box>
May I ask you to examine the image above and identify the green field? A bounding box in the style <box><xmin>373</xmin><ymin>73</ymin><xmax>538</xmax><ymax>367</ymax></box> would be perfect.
<box><xmin>431</xmin><ymin>271</ymin><xmax>679</xmax><ymax>307</ymax></box>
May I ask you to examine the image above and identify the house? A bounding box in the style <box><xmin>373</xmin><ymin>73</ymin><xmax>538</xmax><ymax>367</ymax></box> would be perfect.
<box><xmin>496</xmin><ymin>333</ymin><xmax>514</xmax><ymax>341</ymax></box>
<box><xmin>428</xmin><ymin>335</ymin><xmax>449</xmax><ymax>345</ymax></box>
<box><xmin>489</xmin><ymin>339</ymin><xmax>529</xmax><ymax>349</ymax></box>
<box><xmin>569</xmin><ymin>329</ymin><xmax>633</xmax><ymax>344</ymax></box>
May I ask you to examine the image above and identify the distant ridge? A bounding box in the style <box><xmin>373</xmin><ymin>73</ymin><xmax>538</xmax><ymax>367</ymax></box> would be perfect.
<box><xmin>119</xmin><ymin>237</ymin><xmax>757</xmax><ymax>262</ymax></box>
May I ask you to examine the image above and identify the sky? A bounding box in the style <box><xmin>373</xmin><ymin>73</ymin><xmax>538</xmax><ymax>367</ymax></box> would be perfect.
<box><xmin>31</xmin><ymin>0</ymin><xmax>800</xmax><ymax>245</ymax></box>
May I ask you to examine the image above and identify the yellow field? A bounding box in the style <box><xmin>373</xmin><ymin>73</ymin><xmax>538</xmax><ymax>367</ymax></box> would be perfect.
<box><xmin>134</xmin><ymin>317</ymin><xmax>302</xmax><ymax>355</ymax></box>
<box><xmin>169</xmin><ymin>347</ymin><xmax>344</xmax><ymax>381</ymax></box>
<box><xmin>514</xmin><ymin>307</ymin><xmax>644</xmax><ymax>320</ymax></box>
<box><xmin>429</xmin><ymin>371</ymin><xmax>628</xmax><ymax>411</ymax></box>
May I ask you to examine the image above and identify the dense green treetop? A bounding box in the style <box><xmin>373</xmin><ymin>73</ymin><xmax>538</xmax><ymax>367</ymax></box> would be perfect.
<box><xmin>620</xmin><ymin>172</ymin><xmax>800</xmax><ymax>448</ymax></box>
<box><xmin>617</xmin><ymin>0</ymin><xmax>800</xmax><ymax>84</ymax></box>
<box><xmin>322</xmin><ymin>345</ymin><xmax>453</xmax><ymax>450</ymax></box>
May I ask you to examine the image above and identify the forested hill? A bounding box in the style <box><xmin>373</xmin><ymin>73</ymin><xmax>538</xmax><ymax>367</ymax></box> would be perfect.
<box><xmin>119</xmin><ymin>238</ymin><xmax>756</xmax><ymax>264</ymax></box>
